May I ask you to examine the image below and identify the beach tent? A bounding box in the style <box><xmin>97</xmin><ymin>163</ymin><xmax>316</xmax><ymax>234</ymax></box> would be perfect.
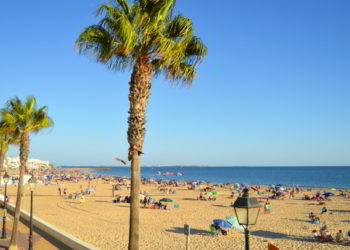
<box><xmin>213</xmin><ymin>219</ymin><xmax>232</xmax><ymax>229</ymax></box>
<box><xmin>225</xmin><ymin>216</ymin><xmax>244</xmax><ymax>230</ymax></box>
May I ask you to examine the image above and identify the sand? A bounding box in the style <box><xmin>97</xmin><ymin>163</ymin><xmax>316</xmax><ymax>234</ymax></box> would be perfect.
<box><xmin>4</xmin><ymin>180</ymin><xmax>350</xmax><ymax>250</ymax></box>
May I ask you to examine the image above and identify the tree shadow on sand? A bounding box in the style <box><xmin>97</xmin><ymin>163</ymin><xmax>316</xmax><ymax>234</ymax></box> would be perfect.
<box><xmin>251</xmin><ymin>230</ymin><xmax>314</xmax><ymax>242</ymax></box>
<box><xmin>94</xmin><ymin>200</ymin><xmax>113</xmax><ymax>203</ymax></box>
<box><xmin>286</xmin><ymin>218</ymin><xmax>310</xmax><ymax>223</ymax></box>
<box><xmin>330</xmin><ymin>209</ymin><xmax>350</xmax><ymax>213</ymax></box>
<box><xmin>211</xmin><ymin>204</ymin><xmax>227</xmax><ymax>208</ymax></box>
<box><xmin>166</xmin><ymin>227</ymin><xmax>212</xmax><ymax>236</ymax></box>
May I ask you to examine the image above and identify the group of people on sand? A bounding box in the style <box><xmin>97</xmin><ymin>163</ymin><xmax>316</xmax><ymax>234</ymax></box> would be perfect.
<box><xmin>143</xmin><ymin>196</ymin><xmax>154</xmax><ymax>207</ymax></box>
<box><xmin>142</xmin><ymin>196</ymin><xmax>167</xmax><ymax>209</ymax></box>
<box><xmin>197</xmin><ymin>192</ymin><xmax>216</xmax><ymax>201</ymax></box>
<box><xmin>113</xmin><ymin>195</ymin><xmax>131</xmax><ymax>203</ymax></box>
<box><xmin>58</xmin><ymin>187</ymin><xmax>68</xmax><ymax>196</ymax></box>
<box><xmin>312</xmin><ymin>225</ymin><xmax>349</xmax><ymax>243</ymax></box>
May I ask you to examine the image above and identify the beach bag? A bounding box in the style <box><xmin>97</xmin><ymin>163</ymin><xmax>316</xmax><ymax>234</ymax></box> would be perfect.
<box><xmin>172</xmin><ymin>204</ymin><xmax>180</xmax><ymax>209</ymax></box>
<box><xmin>221</xmin><ymin>229</ymin><xmax>228</xmax><ymax>235</ymax></box>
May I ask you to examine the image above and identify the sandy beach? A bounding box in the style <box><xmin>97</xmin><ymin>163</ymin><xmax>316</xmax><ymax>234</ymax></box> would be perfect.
<box><xmin>4</xmin><ymin>176</ymin><xmax>350</xmax><ymax>250</ymax></box>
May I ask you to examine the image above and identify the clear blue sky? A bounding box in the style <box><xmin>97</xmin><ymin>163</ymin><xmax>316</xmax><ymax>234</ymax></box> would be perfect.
<box><xmin>1</xmin><ymin>0</ymin><xmax>350</xmax><ymax>166</ymax></box>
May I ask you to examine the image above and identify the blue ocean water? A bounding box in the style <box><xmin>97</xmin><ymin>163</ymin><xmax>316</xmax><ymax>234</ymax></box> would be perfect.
<box><xmin>63</xmin><ymin>166</ymin><xmax>350</xmax><ymax>189</ymax></box>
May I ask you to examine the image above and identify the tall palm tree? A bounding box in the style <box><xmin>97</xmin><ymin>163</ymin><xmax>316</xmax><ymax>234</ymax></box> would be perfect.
<box><xmin>1</xmin><ymin>96</ymin><xmax>53</xmax><ymax>250</ymax></box>
<box><xmin>76</xmin><ymin>1</ymin><xmax>207</xmax><ymax>249</ymax></box>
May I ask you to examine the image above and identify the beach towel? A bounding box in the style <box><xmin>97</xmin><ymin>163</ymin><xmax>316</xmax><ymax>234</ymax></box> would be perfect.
<box><xmin>309</xmin><ymin>220</ymin><xmax>320</xmax><ymax>224</ymax></box>
<box><xmin>265</xmin><ymin>204</ymin><xmax>272</xmax><ymax>210</ymax></box>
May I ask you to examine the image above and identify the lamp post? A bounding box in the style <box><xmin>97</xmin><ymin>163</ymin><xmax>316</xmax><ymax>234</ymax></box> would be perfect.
<box><xmin>28</xmin><ymin>175</ymin><xmax>37</xmax><ymax>250</ymax></box>
<box><xmin>233</xmin><ymin>188</ymin><xmax>261</xmax><ymax>250</ymax></box>
<box><xmin>2</xmin><ymin>172</ymin><xmax>9</xmax><ymax>239</ymax></box>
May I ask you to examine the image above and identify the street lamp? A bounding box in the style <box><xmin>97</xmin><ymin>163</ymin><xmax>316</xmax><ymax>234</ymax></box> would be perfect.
<box><xmin>233</xmin><ymin>188</ymin><xmax>261</xmax><ymax>250</ymax></box>
<box><xmin>28</xmin><ymin>175</ymin><xmax>37</xmax><ymax>250</ymax></box>
<box><xmin>2</xmin><ymin>172</ymin><xmax>9</xmax><ymax>239</ymax></box>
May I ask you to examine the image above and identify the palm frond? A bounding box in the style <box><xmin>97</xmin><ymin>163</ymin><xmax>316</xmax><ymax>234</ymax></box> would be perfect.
<box><xmin>165</xmin><ymin>15</ymin><xmax>192</xmax><ymax>39</ymax></box>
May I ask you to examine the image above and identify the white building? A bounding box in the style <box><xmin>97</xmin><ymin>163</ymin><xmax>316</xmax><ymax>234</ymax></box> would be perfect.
<box><xmin>6</xmin><ymin>156</ymin><xmax>50</xmax><ymax>169</ymax></box>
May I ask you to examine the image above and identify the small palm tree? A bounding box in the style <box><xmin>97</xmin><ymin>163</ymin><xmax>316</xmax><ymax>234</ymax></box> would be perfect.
<box><xmin>76</xmin><ymin>1</ymin><xmax>207</xmax><ymax>249</ymax></box>
<box><xmin>0</xmin><ymin>134</ymin><xmax>19</xmax><ymax>170</ymax></box>
<box><xmin>1</xmin><ymin>96</ymin><xmax>53</xmax><ymax>250</ymax></box>
<box><xmin>0</xmin><ymin>121</ymin><xmax>20</xmax><ymax>170</ymax></box>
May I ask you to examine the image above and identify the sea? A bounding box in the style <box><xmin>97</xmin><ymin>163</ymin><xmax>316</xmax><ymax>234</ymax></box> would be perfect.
<box><xmin>62</xmin><ymin>166</ymin><xmax>350</xmax><ymax>190</ymax></box>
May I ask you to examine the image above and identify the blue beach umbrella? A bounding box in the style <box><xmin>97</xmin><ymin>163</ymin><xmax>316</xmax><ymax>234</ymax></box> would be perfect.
<box><xmin>213</xmin><ymin>219</ymin><xmax>232</xmax><ymax>228</ymax></box>
<box><xmin>323</xmin><ymin>192</ymin><xmax>335</xmax><ymax>196</ymax></box>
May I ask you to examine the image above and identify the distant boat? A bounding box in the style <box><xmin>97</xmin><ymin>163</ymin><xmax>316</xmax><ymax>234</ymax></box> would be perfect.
<box><xmin>162</xmin><ymin>171</ymin><xmax>183</xmax><ymax>176</ymax></box>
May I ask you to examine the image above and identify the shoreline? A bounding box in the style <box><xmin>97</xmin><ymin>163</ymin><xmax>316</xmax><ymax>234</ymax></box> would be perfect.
<box><xmin>59</xmin><ymin>168</ymin><xmax>349</xmax><ymax>190</ymax></box>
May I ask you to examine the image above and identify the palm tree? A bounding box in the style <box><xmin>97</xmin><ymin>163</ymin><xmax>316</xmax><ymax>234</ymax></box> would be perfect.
<box><xmin>0</xmin><ymin>121</ymin><xmax>20</xmax><ymax>170</ymax></box>
<box><xmin>0</xmin><ymin>96</ymin><xmax>53</xmax><ymax>250</ymax></box>
<box><xmin>76</xmin><ymin>1</ymin><xmax>207</xmax><ymax>249</ymax></box>
<box><xmin>0</xmin><ymin>134</ymin><xmax>19</xmax><ymax>170</ymax></box>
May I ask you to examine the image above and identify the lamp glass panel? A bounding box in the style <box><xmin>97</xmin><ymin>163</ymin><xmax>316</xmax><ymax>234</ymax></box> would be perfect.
<box><xmin>234</xmin><ymin>207</ymin><xmax>248</xmax><ymax>225</ymax></box>
<box><xmin>247</xmin><ymin>207</ymin><xmax>260</xmax><ymax>225</ymax></box>
<box><xmin>3</xmin><ymin>176</ymin><xmax>9</xmax><ymax>184</ymax></box>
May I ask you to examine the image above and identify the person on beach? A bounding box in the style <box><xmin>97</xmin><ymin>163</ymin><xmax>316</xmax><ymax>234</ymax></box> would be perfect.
<box><xmin>320</xmin><ymin>225</ymin><xmax>333</xmax><ymax>242</ymax></box>
<box><xmin>198</xmin><ymin>192</ymin><xmax>204</xmax><ymax>200</ymax></box>
<box><xmin>336</xmin><ymin>230</ymin><xmax>344</xmax><ymax>242</ymax></box>
<box><xmin>309</xmin><ymin>212</ymin><xmax>315</xmax><ymax>220</ymax></box>
<box><xmin>321</xmin><ymin>207</ymin><xmax>328</xmax><ymax>214</ymax></box>
<box><xmin>312</xmin><ymin>230</ymin><xmax>321</xmax><ymax>241</ymax></box>
<box><xmin>58</xmin><ymin>187</ymin><xmax>61</xmax><ymax>196</ymax></box>
<box><xmin>143</xmin><ymin>196</ymin><xmax>148</xmax><ymax>208</ymax></box>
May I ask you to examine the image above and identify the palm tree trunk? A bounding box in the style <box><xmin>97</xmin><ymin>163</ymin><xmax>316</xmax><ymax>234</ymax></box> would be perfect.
<box><xmin>8</xmin><ymin>130</ymin><xmax>29</xmax><ymax>250</ymax></box>
<box><xmin>128</xmin><ymin>57</ymin><xmax>152</xmax><ymax>250</ymax></box>
<box><xmin>0</xmin><ymin>150</ymin><xmax>5</xmax><ymax>170</ymax></box>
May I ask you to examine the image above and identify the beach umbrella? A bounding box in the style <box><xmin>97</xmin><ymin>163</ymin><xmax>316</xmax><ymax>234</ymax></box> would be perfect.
<box><xmin>160</xmin><ymin>198</ymin><xmax>173</xmax><ymax>202</ymax></box>
<box><xmin>213</xmin><ymin>219</ymin><xmax>232</xmax><ymax>228</ymax></box>
<box><xmin>225</xmin><ymin>216</ymin><xmax>244</xmax><ymax>230</ymax></box>
<box><xmin>323</xmin><ymin>192</ymin><xmax>335</xmax><ymax>196</ymax></box>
